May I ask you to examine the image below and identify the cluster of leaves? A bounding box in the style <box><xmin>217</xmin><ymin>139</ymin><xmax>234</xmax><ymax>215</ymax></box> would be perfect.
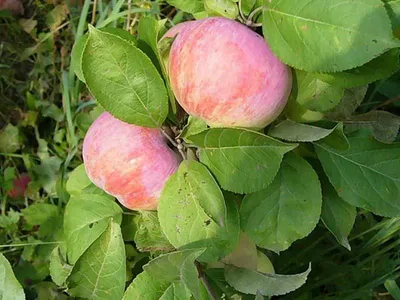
<box><xmin>2</xmin><ymin>0</ymin><xmax>400</xmax><ymax>299</ymax></box>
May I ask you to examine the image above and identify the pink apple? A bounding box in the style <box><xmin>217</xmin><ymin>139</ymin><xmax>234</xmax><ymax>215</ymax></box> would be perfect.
<box><xmin>82</xmin><ymin>112</ymin><xmax>181</xmax><ymax>210</ymax></box>
<box><xmin>8</xmin><ymin>173</ymin><xmax>30</xmax><ymax>199</ymax></box>
<box><xmin>168</xmin><ymin>17</ymin><xmax>292</xmax><ymax>128</ymax></box>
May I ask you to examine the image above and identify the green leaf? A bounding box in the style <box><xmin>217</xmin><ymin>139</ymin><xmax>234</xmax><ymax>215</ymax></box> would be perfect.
<box><xmin>159</xmin><ymin>159</ymin><xmax>227</xmax><ymax>233</ymax></box>
<box><xmin>241</xmin><ymin>0</ymin><xmax>256</xmax><ymax>15</ymax></box>
<box><xmin>68</xmin><ymin>220</ymin><xmax>126</xmax><ymax>299</ymax></box>
<box><xmin>344</xmin><ymin>110</ymin><xmax>400</xmax><ymax>143</ymax></box>
<box><xmin>71</xmin><ymin>34</ymin><xmax>88</xmax><ymax>82</ymax></box>
<box><xmin>263</xmin><ymin>0</ymin><xmax>400</xmax><ymax>72</ymax></box>
<box><xmin>166</xmin><ymin>0</ymin><xmax>204</xmax><ymax>14</ymax></box>
<box><xmin>269</xmin><ymin>120</ymin><xmax>343</xmax><ymax>142</ymax></box>
<box><xmin>82</xmin><ymin>25</ymin><xmax>168</xmax><ymax>128</ymax></box>
<box><xmin>190</xmin><ymin>128</ymin><xmax>297</xmax><ymax>193</ymax></box>
<box><xmin>315</xmin><ymin>49</ymin><xmax>400</xmax><ymax>88</ymax></box>
<box><xmin>123</xmin><ymin>271</ymin><xmax>171</xmax><ymax>300</ymax></box>
<box><xmin>385</xmin><ymin>0</ymin><xmax>400</xmax><ymax>35</ymax></box>
<box><xmin>144</xmin><ymin>249</ymin><xmax>206</xmax><ymax>299</ymax></box>
<box><xmin>326</xmin><ymin>86</ymin><xmax>369</xmax><ymax>120</ymax></box>
<box><xmin>221</xmin><ymin>233</ymin><xmax>258</xmax><ymax>270</ymax></box>
<box><xmin>138</xmin><ymin>17</ymin><xmax>176</xmax><ymax>113</ymax></box>
<box><xmin>159</xmin><ymin>161</ymin><xmax>238</xmax><ymax>262</ymax></box>
<box><xmin>224</xmin><ymin>264</ymin><xmax>311</xmax><ymax>296</ymax></box>
<box><xmin>45</xmin><ymin>4</ymin><xmax>67</xmax><ymax>31</ymax></box>
<box><xmin>50</xmin><ymin>246</ymin><xmax>73</xmax><ymax>286</ymax></box>
<box><xmin>240</xmin><ymin>153</ymin><xmax>322</xmax><ymax>252</ymax></box>
<box><xmin>32</xmin><ymin>156</ymin><xmax>62</xmax><ymax>195</ymax></box>
<box><xmin>321</xmin><ymin>180</ymin><xmax>356</xmax><ymax>250</ymax></box>
<box><xmin>159</xmin><ymin>282</ymin><xmax>192</xmax><ymax>300</ymax></box>
<box><xmin>315</xmin><ymin>129</ymin><xmax>400</xmax><ymax>217</ymax></box>
<box><xmin>293</xmin><ymin>70</ymin><xmax>345</xmax><ymax>112</ymax></box>
<box><xmin>65</xmin><ymin>164</ymin><xmax>92</xmax><ymax>196</ymax></box>
<box><xmin>0</xmin><ymin>124</ymin><xmax>20</xmax><ymax>153</ymax></box>
<box><xmin>204</xmin><ymin>0</ymin><xmax>239</xmax><ymax>19</ymax></box>
<box><xmin>180</xmin><ymin>198</ymin><xmax>240</xmax><ymax>263</ymax></box>
<box><xmin>71</xmin><ymin>28</ymin><xmax>137</xmax><ymax>83</ymax></box>
<box><xmin>181</xmin><ymin>116</ymin><xmax>208</xmax><ymax>143</ymax></box>
<box><xmin>0</xmin><ymin>253</ymin><xmax>25</xmax><ymax>299</ymax></box>
<box><xmin>64</xmin><ymin>194</ymin><xmax>122</xmax><ymax>264</ymax></box>
<box><xmin>23</xmin><ymin>203</ymin><xmax>59</xmax><ymax>226</ymax></box>
<box><xmin>134</xmin><ymin>211</ymin><xmax>174</xmax><ymax>252</ymax></box>
<box><xmin>385</xmin><ymin>279</ymin><xmax>400</xmax><ymax>300</ymax></box>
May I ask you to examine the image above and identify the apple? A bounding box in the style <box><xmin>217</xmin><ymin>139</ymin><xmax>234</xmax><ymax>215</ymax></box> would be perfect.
<box><xmin>82</xmin><ymin>112</ymin><xmax>181</xmax><ymax>210</ymax></box>
<box><xmin>167</xmin><ymin>17</ymin><xmax>292</xmax><ymax>128</ymax></box>
<box><xmin>8</xmin><ymin>173</ymin><xmax>30</xmax><ymax>199</ymax></box>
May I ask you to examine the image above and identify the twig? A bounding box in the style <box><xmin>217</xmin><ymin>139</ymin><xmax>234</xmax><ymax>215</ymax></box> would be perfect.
<box><xmin>91</xmin><ymin>0</ymin><xmax>98</xmax><ymax>24</ymax></box>
<box><xmin>126</xmin><ymin>0</ymin><xmax>132</xmax><ymax>31</ymax></box>
<box><xmin>373</xmin><ymin>94</ymin><xmax>400</xmax><ymax>110</ymax></box>
<box><xmin>195</xmin><ymin>262</ymin><xmax>218</xmax><ymax>300</ymax></box>
<box><xmin>161</xmin><ymin>128</ymin><xmax>178</xmax><ymax>147</ymax></box>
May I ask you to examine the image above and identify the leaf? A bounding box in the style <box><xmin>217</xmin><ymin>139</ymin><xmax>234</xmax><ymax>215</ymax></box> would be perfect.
<box><xmin>204</xmin><ymin>0</ymin><xmax>239</xmax><ymax>19</ymax></box>
<box><xmin>315</xmin><ymin>49</ymin><xmax>400</xmax><ymax>88</ymax></box>
<box><xmin>82</xmin><ymin>25</ymin><xmax>168</xmax><ymax>127</ymax></box>
<box><xmin>179</xmin><ymin>198</ymin><xmax>240</xmax><ymax>263</ymax></box>
<box><xmin>315</xmin><ymin>129</ymin><xmax>400</xmax><ymax>217</ymax></box>
<box><xmin>159</xmin><ymin>161</ymin><xmax>239</xmax><ymax>262</ymax></box>
<box><xmin>326</xmin><ymin>86</ymin><xmax>369</xmax><ymax>120</ymax></box>
<box><xmin>224</xmin><ymin>263</ymin><xmax>311</xmax><ymax>296</ymax></box>
<box><xmin>50</xmin><ymin>246</ymin><xmax>73</xmax><ymax>286</ymax></box>
<box><xmin>166</xmin><ymin>0</ymin><xmax>204</xmax><ymax>14</ymax></box>
<box><xmin>0</xmin><ymin>124</ymin><xmax>20</xmax><ymax>153</ymax></box>
<box><xmin>23</xmin><ymin>203</ymin><xmax>59</xmax><ymax>226</ymax></box>
<box><xmin>385</xmin><ymin>279</ymin><xmax>400</xmax><ymax>300</ymax></box>
<box><xmin>263</xmin><ymin>0</ymin><xmax>400</xmax><ymax>72</ymax></box>
<box><xmin>144</xmin><ymin>249</ymin><xmax>206</xmax><ymax>299</ymax></box>
<box><xmin>159</xmin><ymin>282</ymin><xmax>192</xmax><ymax>300</ymax></box>
<box><xmin>321</xmin><ymin>180</ymin><xmax>356</xmax><ymax>250</ymax></box>
<box><xmin>385</xmin><ymin>0</ymin><xmax>400</xmax><ymax>35</ymax></box>
<box><xmin>241</xmin><ymin>0</ymin><xmax>257</xmax><ymax>15</ymax></box>
<box><xmin>70</xmin><ymin>34</ymin><xmax>88</xmax><ymax>82</ymax></box>
<box><xmin>134</xmin><ymin>211</ymin><xmax>174</xmax><ymax>252</ymax></box>
<box><xmin>159</xmin><ymin>160</ymin><xmax>227</xmax><ymax>237</ymax></box>
<box><xmin>64</xmin><ymin>194</ymin><xmax>122</xmax><ymax>264</ymax></box>
<box><xmin>65</xmin><ymin>164</ymin><xmax>92</xmax><ymax>196</ymax></box>
<box><xmin>190</xmin><ymin>128</ymin><xmax>297</xmax><ymax>193</ymax></box>
<box><xmin>33</xmin><ymin>156</ymin><xmax>62</xmax><ymax>195</ymax></box>
<box><xmin>45</xmin><ymin>4</ymin><xmax>67</xmax><ymax>31</ymax></box>
<box><xmin>344</xmin><ymin>110</ymin><xmax>400</xmax><ymax>143</ymax></box>
<box><xmin>67</xmin><ymin>220</ymin><xmax>126</xmax><ymax>299</ymax></box>
<box><xmin>123</xmin><ymin>271</ymin><xmax>171</xmax><ymax>300</ymax></box>
<box><xmin>240</xmin><ymin>153</ymin><xmax>322</xmax><ymax>252</ymax></box>
<box><xmin>293</xmin><ymin>70</ymin><xmax>345</xmax><ymax>112</ymax></box>
<box><xmin>0</xmin><ymin>253</ymin><xmax>25</xmax><ymax>299</ymax></box>
<box><xmin>181</xmin><ymin>116</ymin><xmax>208</xmax><ymax>142</ymax></box>
<box><xmin>71</xmin><ymin>28</ymin><xmax>137</xmax><ymax>83</ymax></box>
<box><xmin>269</xmin><ymin>120</ymin><xmax>343</xmax><ymax>142</ymax></box>
<box><xmin>221</xmin><ymin>233</ymin><xmax>258</xmax><ymax>270</ymax></box>
<box><xmin>138</xmin><ymin>17</ymin><xmax>176</xmax><ymax>112</ymax></box>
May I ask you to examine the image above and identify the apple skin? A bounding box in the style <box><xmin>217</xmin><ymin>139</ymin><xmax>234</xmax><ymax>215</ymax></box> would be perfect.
<box><xmin>168</xmin><ymin>17</ymin><xmax>292</xmax><ymax>129</ymax></box>
<box><xmin>82</xmin><ymin>112</ymin><xmax>181</xmax><ymax>210</ymax></box>
<box><xmin>8</xmin><ymin>173</ymin><xmax>30</xmax><ymax>199</ymax></box>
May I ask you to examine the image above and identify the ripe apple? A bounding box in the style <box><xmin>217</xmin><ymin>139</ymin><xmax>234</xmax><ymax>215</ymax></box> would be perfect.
<box><xmin>82</xmin><ymin>112</ymin><xmax>181</xmax><ymax>210</ymax></box>
<box><xmin>167</xmin><ymin>17</ymin><xmax>292</xmax><ymax>128</ymax></box>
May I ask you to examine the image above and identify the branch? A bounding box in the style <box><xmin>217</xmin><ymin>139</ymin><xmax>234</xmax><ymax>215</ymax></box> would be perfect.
<box><xmin>195</xmin><ymin>261</ymin><xmax>218</xmax><ymax>300</ymax></box>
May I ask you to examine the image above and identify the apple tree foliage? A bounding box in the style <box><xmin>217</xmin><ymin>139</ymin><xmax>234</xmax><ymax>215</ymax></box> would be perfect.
<box><xmin>3</xmin><ymin>0</ymin><xmax>400</xmax><ymax>298</ymax></box>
